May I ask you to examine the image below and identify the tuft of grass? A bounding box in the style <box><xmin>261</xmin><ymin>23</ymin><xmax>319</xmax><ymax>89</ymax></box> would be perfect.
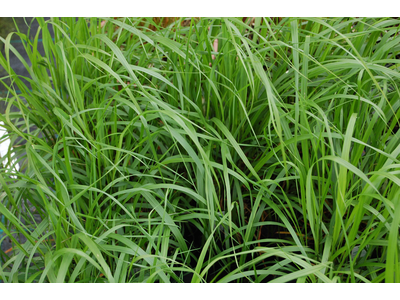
<box><xmin>0</xmin><ymin>17</ymin><xmax>400</xmax><ymax>283</ymax></box>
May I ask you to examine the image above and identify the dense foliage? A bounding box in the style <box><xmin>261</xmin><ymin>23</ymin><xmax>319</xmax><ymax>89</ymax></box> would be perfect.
<box><xmin>1</xmin><ymin>17</ymin><xmax>400</xmax><ymax>282</ymax></box>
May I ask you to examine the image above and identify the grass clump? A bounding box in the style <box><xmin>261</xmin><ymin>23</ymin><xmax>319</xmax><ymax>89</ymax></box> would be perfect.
<box><xmin>0</xmin><ymin>17</ymin><xmax>400</xmax><ymax>283</ymax></box>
